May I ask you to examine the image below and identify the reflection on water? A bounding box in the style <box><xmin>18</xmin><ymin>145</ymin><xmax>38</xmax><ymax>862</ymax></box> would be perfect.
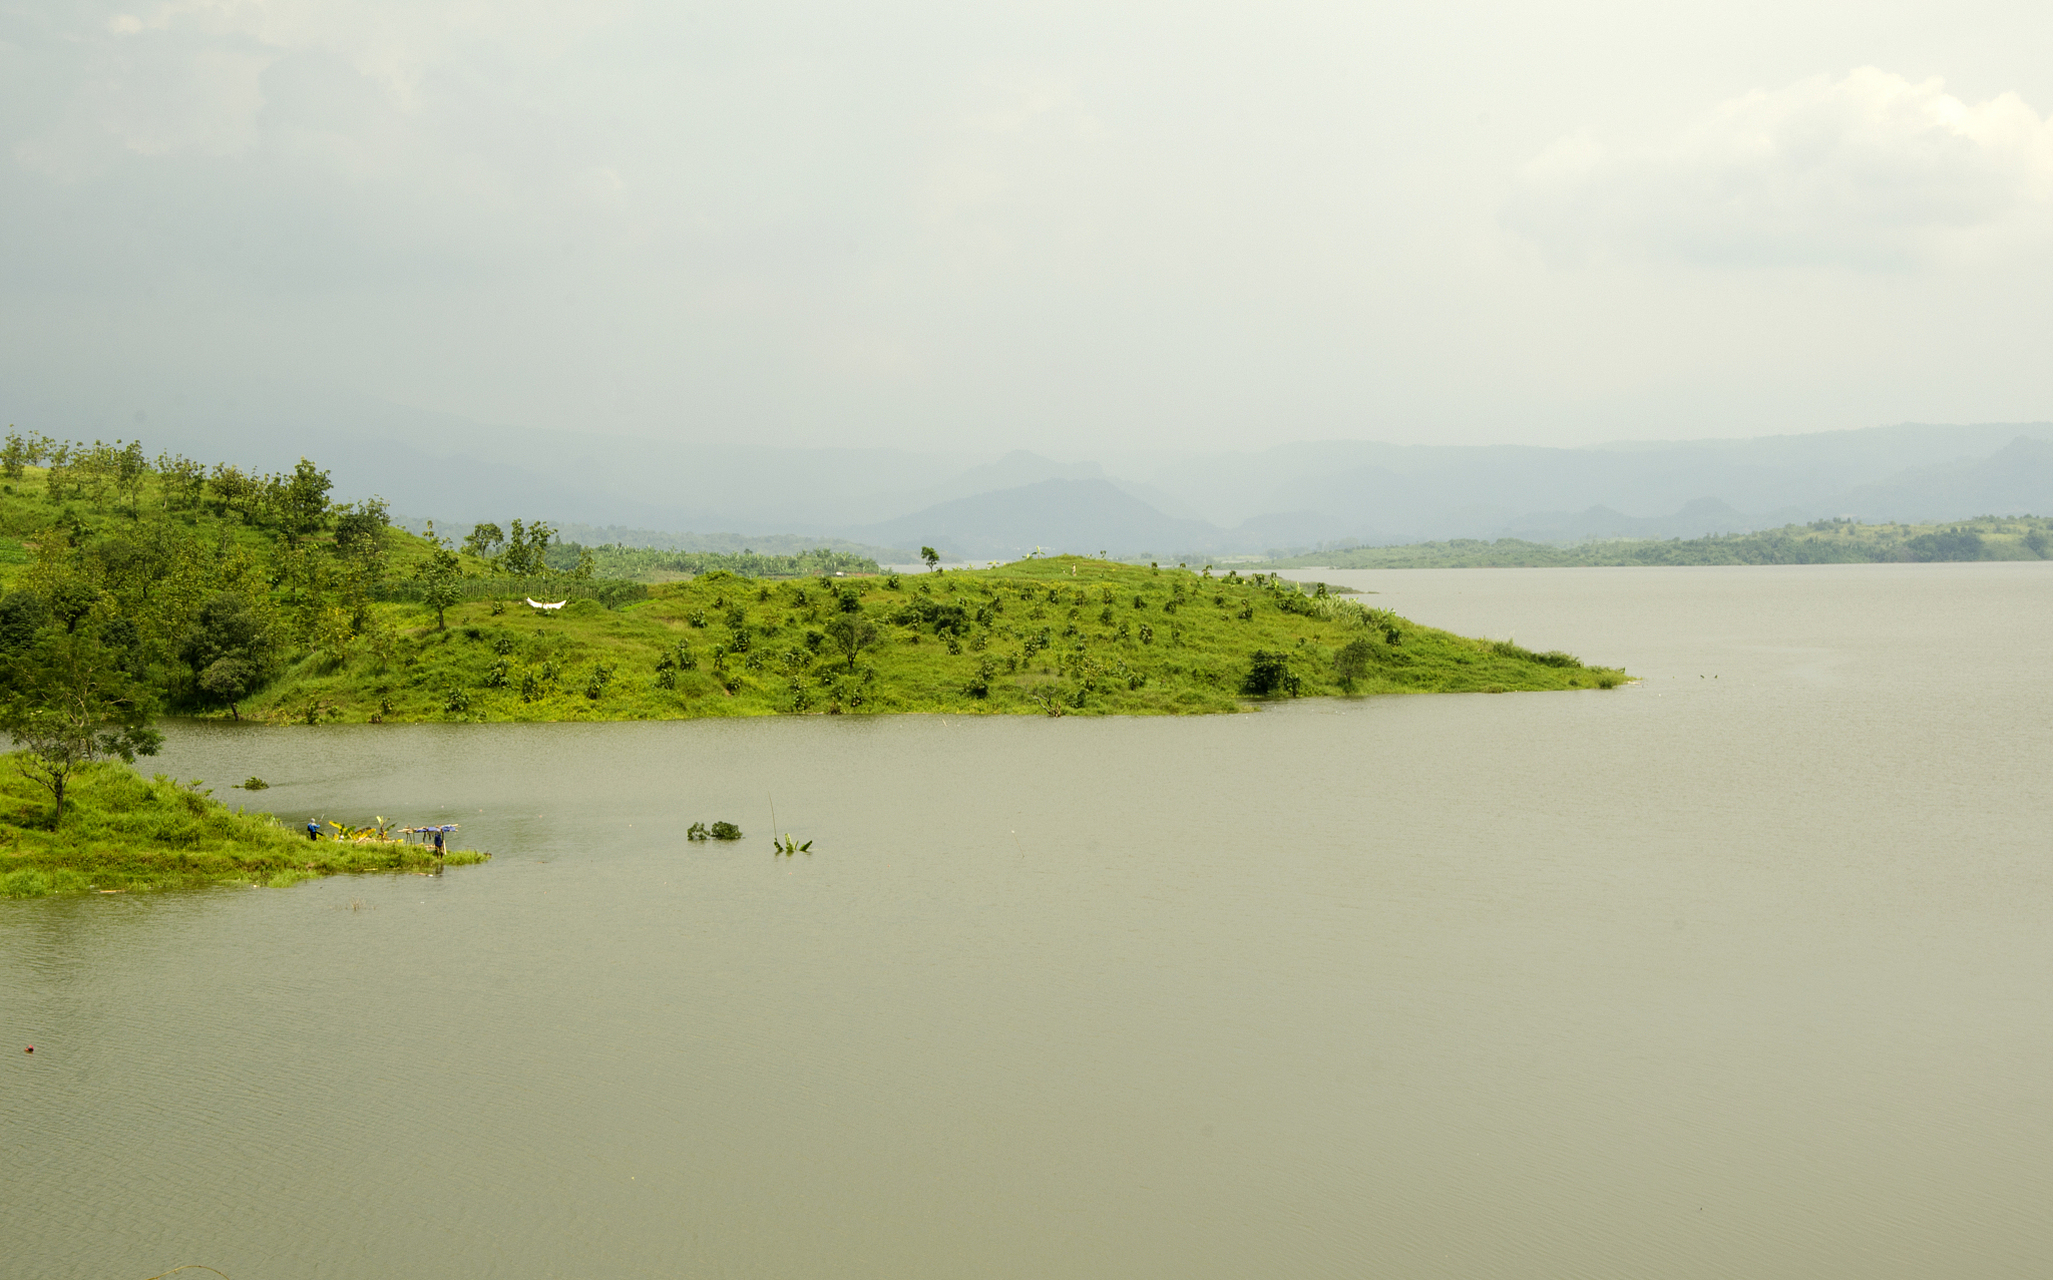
<box><xmin>5</xmin><ymin>563</ymin><xmax>2052</xmax><ymax>1279</ymax></box>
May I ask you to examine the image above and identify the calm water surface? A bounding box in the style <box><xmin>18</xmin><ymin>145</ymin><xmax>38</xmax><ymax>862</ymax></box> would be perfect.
<box><xmin>5</xmin><ymin>563</ymin><xmax>2051</xmax><ymax>1278</ymax></box>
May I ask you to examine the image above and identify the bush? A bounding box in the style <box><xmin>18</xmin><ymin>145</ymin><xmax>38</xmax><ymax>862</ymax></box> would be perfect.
<box><xmin>1334</xmin><ymin>638</ymin><xmax>1378</xmax><ymax>692</ymax></box>
<box><xmin>1242</xmin><ymin>649</ymin><xmax>1299</xmax><ymax>697</ymax></box>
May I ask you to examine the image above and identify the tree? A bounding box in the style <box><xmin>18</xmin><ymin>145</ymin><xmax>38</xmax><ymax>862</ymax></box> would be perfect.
<box><xmin>0</xmin><ymin>590</ymin><xmax>50</xmax><ymax>655</ymax></box>
<box><xmin>332</xmin><ymin>498</ymin><xmax>390</xmax><ymax>569</ymax></box>
<box><xmin>1</xmin><ymin>631</ymin><xmax>162</xmax><ymax>824</ymax></box>
<box><xmin>463</xmin><ymin>522</ymin><xmax>505</xmax><ymax>560</ymax></box>
<box><xmin>1333</xmin><ymin>638</ymin><xmax>1378</xmax><ymax>693</ymax></box>
<box><xmin>1242</xmin><ymin>649</ymin><xmax>1298</xmax><ymax>697</ymax></box>
<box><xmin>502</xmin><ymin>519</ymin><xmax>556</xmax><ymax>575</ymax></box>
<box><xmin>278</xmin><ymin>457</ymin><xmax>334</xmax><ymax>540</ymax></box>
<box><xmin>178</xmin><ymin>592</ymin><xmax>273</xmax><ymax>719</ymax></box>
<box><xmin>416</xmin><ymin>539</ymin><xmax>464</xmax><ymax>630</ymax></box>
<box><xmin>823</xmin><ymin>610</ymin><xmax>877</xmax><ymax>672</ymax></box>
<box><xmin>921</xmin><ymin>546</ymin><xmax>940</xmax><ymax>573</ymax></box>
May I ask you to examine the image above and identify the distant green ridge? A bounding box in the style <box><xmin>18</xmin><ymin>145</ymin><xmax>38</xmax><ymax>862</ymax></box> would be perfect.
<box><xmin>1264</xmin><ymin>515</ymin><xmax>2053</xmax><ymax>569</ymax></box>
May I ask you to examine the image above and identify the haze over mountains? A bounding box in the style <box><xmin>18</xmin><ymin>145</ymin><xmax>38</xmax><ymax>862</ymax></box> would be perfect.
<box><xmin>11</xmin><ymin>384</ymin><xmax>2053</xmax><ymax>561</ymax></box>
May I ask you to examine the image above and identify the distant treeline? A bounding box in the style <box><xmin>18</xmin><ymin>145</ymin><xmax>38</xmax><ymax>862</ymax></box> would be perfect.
<box><xmin>1264</xmin><ymin>516</ymin><xmax>2053</xmax><ymax>569</ymax></box>
<box><xmin>538</xmin><ymin>542</ymin><xmax>880</xmax><ymax>581</ymax></box>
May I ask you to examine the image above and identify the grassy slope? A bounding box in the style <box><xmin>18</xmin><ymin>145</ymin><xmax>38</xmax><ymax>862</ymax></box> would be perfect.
<box><xmin>250</xmin><ymin>558</ymin><xmax>1626</xmax><ymax>724</ymax></box>
<box><xmin>1267</xmin><ymin>515</ymin><xmax>2053</xmax><ymax>569</ymax></box>
<box><xmin>0</xmin><ymin>470</ymin><xmax>1624</xmax><ymax>723</ymax></box>
<box><xmin>0</xmin><ymin>757</ymin><xmax>487</xmax><ymax>897</ymax></box>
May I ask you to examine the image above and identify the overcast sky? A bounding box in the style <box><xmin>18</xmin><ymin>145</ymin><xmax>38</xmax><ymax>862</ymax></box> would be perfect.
<box><xmin>4</xmin><ymin>0</ymin><xmax>2052</xmax><ymax>455</ymax></box>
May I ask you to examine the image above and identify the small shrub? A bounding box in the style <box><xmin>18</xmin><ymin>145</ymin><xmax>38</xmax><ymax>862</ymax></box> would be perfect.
<box><xmin>1242</xmin><ymin>649</ymin><xmax>1299</xmax><ymax>697</ymax></box>
<box><xmin>709</xmin><ymin>821</ymin><xmax>743</xmax><ymax>840</ymax></box>
<box><xmin>1334</xmin><ymin>638</ymin><xmax>1378</xmax><ymax>692</ymax></box>
<box><xmin>965</xmin><ymin>656</ymin><xmax>997</xmax><ymax>698</ymax></box>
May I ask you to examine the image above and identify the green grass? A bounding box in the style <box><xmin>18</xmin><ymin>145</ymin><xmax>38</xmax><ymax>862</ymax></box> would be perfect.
<box><xmin>0</xmin><ymin>756</ymin><xmax>487</xmax><ymax>897</ymax></box>
<box><xmin>240</xmin><ymin>558</ymin><xmax>1627</xmax><ymax>724</ymax></box>
<box><xmin>1264</xmin><ymin>515</ymin><xmax>2053</xmax><ymax>569</ymax></box>
<box><xmin>0</xmin><ymin>460</ymin><xmax>1625</xmax><ymax>725</ymax></box>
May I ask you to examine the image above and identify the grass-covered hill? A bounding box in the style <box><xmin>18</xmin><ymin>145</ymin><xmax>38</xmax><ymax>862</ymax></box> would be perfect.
<box><xmin>0</xmin><ymin>436</ymin><xmax>1622</xmax><ymax>725</ymax></box>
<box><xmin>253</xmin><ymin>559</ymin><xmax>1624</xmax><ymax>723</ymax></box>
<box><xmin>0</xmin><ymin>757</ymin><xmax>486</xmax><ymax>897</ymax></box>
<box><xmin>1264</xmin><ymin>515</ymin><xmax>2053</xmax><ymax>569</ymax></box>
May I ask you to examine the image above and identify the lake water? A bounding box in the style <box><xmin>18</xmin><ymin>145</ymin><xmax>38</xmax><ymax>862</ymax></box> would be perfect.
<box><xmin>6</xmin><ymin>563</ymin><xmax>2051</xmax><ymax>1279</ymax></box>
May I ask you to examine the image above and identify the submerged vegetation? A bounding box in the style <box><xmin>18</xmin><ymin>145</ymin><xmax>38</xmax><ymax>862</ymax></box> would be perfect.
<box><xmin>0</xmin><ymin>755</ymin><xmax>486</xmax><ymax>898</ymax></box>
<box><xmin>1265</xmin><ymin>515</ymin><xmax>2053</xmax><ymax>569</ymax></box>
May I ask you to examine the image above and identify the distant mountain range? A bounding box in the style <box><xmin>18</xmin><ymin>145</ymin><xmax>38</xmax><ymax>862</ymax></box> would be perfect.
<box><xmin>8</xmin><ymin>379</ymin><xmax>2053</xmax><ymax>560</ymax></box>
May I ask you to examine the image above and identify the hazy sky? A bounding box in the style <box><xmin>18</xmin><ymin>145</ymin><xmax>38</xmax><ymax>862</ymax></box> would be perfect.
<box><xmin>5</xmin><ymin>0</ymin><xmax>2052</xmax><ymax>454</ymax></box>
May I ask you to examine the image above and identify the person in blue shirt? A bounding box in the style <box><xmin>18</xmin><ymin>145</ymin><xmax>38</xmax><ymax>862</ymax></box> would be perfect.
<box><xmin>431</xmin><ymin>828</ymin><xmax>445</xmax><ymax>857</ymax></box>
<box><xmin>306</xmin><ymin>819</ymin><xmax>320</xmax><ymax>841</ymax></box>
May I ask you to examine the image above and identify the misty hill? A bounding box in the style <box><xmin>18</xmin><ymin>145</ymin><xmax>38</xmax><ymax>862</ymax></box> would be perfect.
<box><xmin>10</xmin><ymin>379</ymin><xmax>2053</xmax><ymax>558</ymax></box>
<box><xmin>852</xmin><ymin>479</ymin><xmax>1220</xmax><ymax>561</ymax></box>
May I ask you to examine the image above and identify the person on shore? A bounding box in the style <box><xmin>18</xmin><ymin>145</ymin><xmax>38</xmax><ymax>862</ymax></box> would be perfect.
<box><xmin>306</xmin><ymin>819</ymin><xmax>320</xmax><ymax>841</ymax></box>
<box><xmin>431</xmin><ymin>827</ymin><xmax>445</xmax><ymax>857</ymax></box>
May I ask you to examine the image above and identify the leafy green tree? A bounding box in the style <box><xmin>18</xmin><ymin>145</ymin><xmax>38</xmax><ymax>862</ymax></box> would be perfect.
<box><xmin>332</xmin><ymin>498</ymin><xmax>390</xmax><ymax>569</ymax></box>
<box><xmin>921</xmin><ymin>546</ymin><xmax>940</xmax><ymax>572</ymax></box>
<box><xmin>416</xmin><ymin>539</ymin><xmax>464</xmax><ymax>630</ymax></box>
<box><xmin>1242</xmin><ymin>649</ymin><xmax>1297</xmax><ymax>697</ymax></box>
<box><xmin>178</xmin><ymin>592</ymin><xmax>274</xmax><ymax>719</ymax></box>
<box><xmin>278</xmin><ymin>458</ymin><xmax>334</xmax><ymax>540</ymax></box>
<box><xmin>1</xmin><ymin>631</ymin><xmax>162</xmax><ymax>824</ymax></box>
<box><xmin>502</xmin><ymin>519</ymin><xmax>556</xmax><ymax>575</ymax></box>
<box><xmin>823</xmin><ymin>610</ymin><xmax>877</xmax><ymax>672</ymax></box>
<box><xmin>1333</xmin><ymin>638</ymin><xmax>1378</xmax><ymax>693</ymax></box>
<box><xmin>154</xmin><ymin>452</ymin><xmax>207</xmax><ymax>511</ymax></box>
<box><xmin>207</xmin><ymin>463</ymin><xmax>255</xmax><ymax>519</ymax></box>
<box><xmin>0</xmin><ymin>590</ymin><xmax>50</xmax><ymax>655</ymax></box>
<box><xmin>463</xmin><ymin>522</ymin><xmax>505</xmax><ymax>560</ymax></box>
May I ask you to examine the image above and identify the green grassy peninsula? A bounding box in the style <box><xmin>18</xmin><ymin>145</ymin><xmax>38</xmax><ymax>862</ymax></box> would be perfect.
<box><xmin>267</xmin><ymin>557</ymin><xmax>1625</xmax><ymax>722</ymax></box>
<box><xmin>0</xmin><ymin>435</ymin><xmax>1622</xmax><ymax>726</ymax></box>
<box><xmin>0</xmin><ymin>757</ymin><xmax>486</xmax><ymax>898</ymax></box>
